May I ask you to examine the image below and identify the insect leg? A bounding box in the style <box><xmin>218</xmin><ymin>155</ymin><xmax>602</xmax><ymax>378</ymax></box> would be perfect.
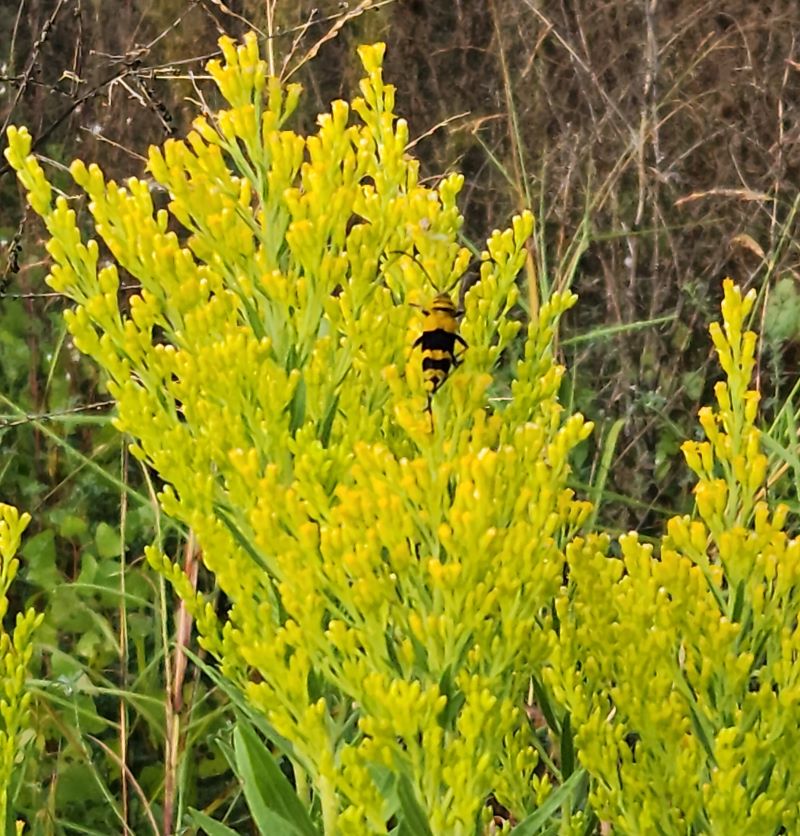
<box><xmin>424</xmin><ymin>394</ymin><xmax>434</xmax><ymax>433</ymax></box>
<box><xmin>451</xmin><ymin>334</ymin><xmax>468</xmax><ymax>367</ymax></box>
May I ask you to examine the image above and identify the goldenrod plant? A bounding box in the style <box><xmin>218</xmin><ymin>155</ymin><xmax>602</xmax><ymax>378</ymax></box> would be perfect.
<box><xmin>547</xmin><ymin>280</ymin><xmax>799</xmax><ymax>833</ymax></box>
<box><xmin>5</xmin><ymin>36</ymin><xmax>592</xmax><ymax>833</ymax></box>
<box><xmin>0</xmin><ymin>504</ymin><xmax>42</xmax><ymax>830</ymax></box>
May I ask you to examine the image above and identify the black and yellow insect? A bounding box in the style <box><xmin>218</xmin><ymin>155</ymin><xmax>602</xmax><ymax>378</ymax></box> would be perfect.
<box><xmin>413</xmin><ymin>289</ymin><xmax>467</xmax><ymax>416</ymax></box>
<box><xmin>383</xmin><ymin>249</ymin><xmax>469</xmax><ymax>424</ymax></box>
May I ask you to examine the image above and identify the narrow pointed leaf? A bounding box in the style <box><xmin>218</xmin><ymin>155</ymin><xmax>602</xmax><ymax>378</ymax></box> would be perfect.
<box><xmin>234</xmin><ymin>721</ymin><xmax>319</xmax><ymax>836</ymax></box>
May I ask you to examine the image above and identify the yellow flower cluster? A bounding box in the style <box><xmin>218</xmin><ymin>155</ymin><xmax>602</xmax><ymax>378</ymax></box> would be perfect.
<box><xmin>546</xmin><ymin>280</ymin><xmax>800</xmax><ymax>832</ymax></box>
<box><xmin>0</xmin><ymin>504</ymin><xmax>42</xmax><ymax>829</ymax></box>
<box><xmin>6</xmin><ymin>36</ymin><xmax>591</xmax><ymax>831</ymax></box>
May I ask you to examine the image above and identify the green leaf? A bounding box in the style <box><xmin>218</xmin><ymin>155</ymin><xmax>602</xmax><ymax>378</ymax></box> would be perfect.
<box><xmin>318</xmin><ymin>392</ymin><xmax>339</xmax><ymax>447</ymax></box>
<box><xmin>21</xmin><ymin>528</ymin><xmax>59</xmax><ymax>588</ymax></box>
<box><xmin>560</xmin><ymin>711</ymin><xmax>574</xmax><ymax>778</ymax></box>
<box><xmin>752</xmin><ymin>754</ymin><xmax>776</xmax><ymax>801</ymax></box>
<box><xmin>56</xmin><ymin>512</ymin><xmax>89</xmax><ymax>539</ymax></box>
<box><xmin>513</xmin><ymin>769</ymin><xmax>588</xmax><ymax>835</ymax></box>
<box><xmin>188</xmin><ymin>809</ymin><xmax>241</xmax><ymax>836</ymax></box>
<box><xmin>531</xmin><ymin>675</ymin><xmax>560</xmax><ymax>735</ymax></box>
<box><xmin>586</xmin><ymin>417</ymin><xmax>625</xmax><ymax>530</ymax></box>
<box><xmin>395</xmin><ymin>774</ymin><xmax>433</xmax><ymax>836</ymax></box>
<box><xmin>288</xmin><ymin>377</ymin><xmax>306</xmax><ymax>436</ymax></box>
<box><xmin>409</xmin><ymin>630</ymin><xmax>429</xmax><ymax>672</ymax></box>
<box><xmin>367</xmin><ymin>762</ymin><xmax>399</xmax><ymax>820</ymax></box>
<box><xmin>730</xmin><ymin>579</ymin><xmax>746</xmax><ymax>622</ymax></box>
<box><xmin>77</xmin><ymin>551</ymin><xmax>99</xmax><ymax>585</ymax></box>
<box><xmin>436</xmin><ymin>665</ymin><xmax>466</xmax><ymax>729</ymax></box>
<box><xmin>214</xmin><ymin>505</ymin><xmax>271</xmax><ymax>575</ymax></box>
<box><xmin>686</xmin><ymin>700</ymin><xmax>715</xmax><ymax>763</ymax></box>
<box><xmin>95</xmin><ymin>522</ymin><xmax>119</xmax><ymax>558</ymax></box>
<box><xmin>233</xmin><ymin>720</ymin><xmax>318</xmax><ymax>836</ymax></box>
<box><xmin>764</xmin><ymin>276</ymin><xmax>800</xmax><ymax>343</ymax></box>
<box><xmin>183</xmin><ymin>647</ymin><xmax>305</xmax><ymax>768</ymax></box>
<box><xmin>680</xmin><ymin>369</ymin><xmax>705</xmax><ymax>402</ymax></box>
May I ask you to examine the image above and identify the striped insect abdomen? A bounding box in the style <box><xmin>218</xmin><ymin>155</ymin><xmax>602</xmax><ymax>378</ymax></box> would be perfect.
<box><xmin>413</xmin><ymin>293</ymin><xmax>467</xmax><ymax>396</ymax></box>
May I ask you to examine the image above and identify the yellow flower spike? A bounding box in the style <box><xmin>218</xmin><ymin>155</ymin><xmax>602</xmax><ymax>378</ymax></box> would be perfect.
<box><xmin>5</xmin><ymin>35</ymin><xmax>597</xmax><ymax>831</ymax></box>
<box><xmin>240</xmin><ymin>30</ymin><xmax>260</xmax><ymax>71</ymax></box>
<box><xmin>697</xmin><ymin>405</ymin><xmax>719</xmax><ymax>442</ymax></box>
<box><xmin>3</xmin><ymin>125</ymin><xmax>31</xmax><ymax>164</ymax></box>
<box><xmin>731</xmin><ymin>453</ymin><xmax>748</xmax><ymax>487</ymax></box>
<box><xmin>771</xmin><ymin>503</ymin><xmax>789</xmax><ymax>534</ymax></box>
<box><xmin>720</xmin><ymin>278</ymin><xmax>741</xmax><ymax>325</ymax></box>
<box><xmin>748</xmin><ymin>454</ymin><xmax>768</xmax><ymax>495</ymax></box>
<box><xmin>549</xmin><ymin>281</ymin><xmax>800</xmax><ymax>833</ymax></box>
<box><xmin>691</xmin><ymin>440</ymin><xmax>713</xmax><ymax>474</ymax></box>
<box><xmin>3</xmin><ymin>131</ymin><xmax>50</xmax><ymax>215</ymax></box>
<box><xmin>741</xmin><ymin>328</ymin><xmax>757</xmax><ymax>369</ymax></box>
<box><xmin>744</xmin><ymin>425</ymin><xmax>761</xmax><ymax>461</ymax></box>
<box><xmin>742</xmin><ymin>389</ymin><xmax>761</xmax><ymax>426</ymax></box>
<box><xmin>0</xmin><ymin>504</ymin><xmax>42</xmax><ymax>828</ymax></box>
<box><xmin>357</xmin><ymin>42</ymin><xmax>386</xmax><ymax>76</ymax></box>
<box><xmin>714</xmin><ymin>380</ymin><xmax>732</xmax><ymax>415</ymax></box>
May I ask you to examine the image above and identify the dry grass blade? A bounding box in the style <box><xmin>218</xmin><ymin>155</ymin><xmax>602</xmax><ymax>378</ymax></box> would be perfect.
<box><xmin>406</xmin><ymin>111</ymin><xmax>471</xmax><ymax>152</ymax></box>
<box><xmin>202</xmin><ymin>0</ymin><xmax>266</xmax><ymax>37</ymax></box>
<box><xmin>281</xmin><ymin>0</ymin><xmax>381</xmax><ymax>81</ymax></box>
<box><xmin>675</xmin><ymin>188</ymin><xmax>773</xmax><ymax>207</ymax></box>
<box><xmin>729</xmin><ymin>233</ymin><xmax>766</xmax><ymax>261</ymax></box>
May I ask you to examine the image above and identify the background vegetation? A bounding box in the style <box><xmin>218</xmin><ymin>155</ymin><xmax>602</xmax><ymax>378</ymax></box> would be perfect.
<box><xmin>1</xmin><ymin>1</ymin><xmax>800</xmax><ymax>832</ymax></box>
